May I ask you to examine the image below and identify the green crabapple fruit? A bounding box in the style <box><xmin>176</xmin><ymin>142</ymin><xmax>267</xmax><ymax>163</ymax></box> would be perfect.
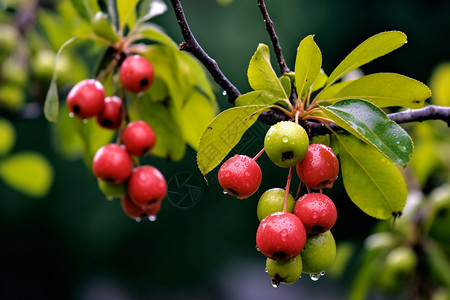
<box><xmin>121</xmin><ymin>195</ymin><xmax>161</xmax><ymax>221</ymax></box>
<box><xmin>257</xmin><ymin>188</ymin><xmax>295</xmax><ymax>222</ymax></box>
<box><xmin>377</xmin><ymin>246</ymin><xmax>417</xmax><ymax>291</ymax></box>
<box><xmin>92</xmin><ymin>144</ymin><xmax>133</xmax><ymax>184</ymax></box>
<box><xmin>96</xmin><ymin>96</ymin><xmax>123</xmax><ymax>129</ymax></box>
<box><xmin>218</xmin><ymin>154</ymin><xmax>262</xmax><ymax>199</ymax></box>
<box><xmin>67</xmin><ymin>79</ymin><xmax>105</xmax><ymax>119</ymax></box>
<box><xmin>264</xmin><ymin>121</ymin><xmax>309</xmax><ymax>168</ymax></box>
<box><xmin>256</xmin><ymin>212</ymin><xmax>306</xmax><ymax>260</ymax></box>
<box><xmin>127</xmin><ymin>166</ymin><xmax>167</xmax><ymax>207</ymax></box>
<box><xmin>294</xmin><ymin>193</ymin><xmax>337</xmax><ymax>235</ymax></box>
<box><xmin>122</xmin><ymin>121</ymin><xmax>156</xmax><ymax>156</ymax></box>
<box><xmin>428</xmin><ymin>185</ymin><xmax>450</xmax><ymax>243</ymax></box>
<box><xmin>266</xmin><ymin>254</ymin><xmax>303</xmax><ymax>287</ymax></box>
<box><xmin>301</xmin><ymin>230</ymin><xmax>336</xmax><ymax>274</ymax></box>
<box><xmin>296</xmin><ymin>144</ymin><xmax>339</xmax><ymax>190</ymax></box>
<box><xmin>120</xmin><ymin>55</ymin><xmax>154</xmax><ymax>93</ymax></box>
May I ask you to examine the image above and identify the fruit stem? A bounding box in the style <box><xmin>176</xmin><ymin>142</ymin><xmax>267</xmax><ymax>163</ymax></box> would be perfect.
<box><xmin>253</xmin><ymin>147</ymin><xmax>265</xmax><ymax>161</ymax></box>
<box><xmin>283</xmin><ymin>167</ymin><xmax>293</xmax><ymax>212</ymax></box>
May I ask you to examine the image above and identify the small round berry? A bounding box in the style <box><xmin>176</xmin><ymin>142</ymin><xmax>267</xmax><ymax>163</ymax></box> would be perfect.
<box><xmin>128</xmin><ymin>166</ymin><xmax>167</xmax><ymax>206</ymax></box>
<box><xmin>256</xmin><ymin>212</ymin><xmax>306</xmax><ymax>260</ymax></box>
<box><xmin>294</xmin><ymin>193</ymin><xmax>337</xmax><ymax>235</ymax></box>
<box><xmin>121</xmin><ymin>195</ymin><xmax>161</xmax><ymax>221</ymax></box>
<box><xmin>92</xmin><ymin>144</ymin><xmax>133</xmax><ymax>184</ymax></box>
<box><xmin>122</xmin><ymin>121</ymin><xmax>156</xmax><ymax>156</ymax></box>
<box><xmin>301</xmin><ymin>230</ymin><xmax>336</xmax><ymax>274</ymax></box>
<box><xmin>218</xmin><ymin>154</ymin><xmax>262</xmax><ymax>199</ymax></box>
<box><xmin>96</xmin><ymin>96</ymin><xmax>123</xmax><ymax>129</ymax></box>
<box><xmin>67</xmin><ymin>79</ymin><xmax>105</xmax><ymax>119</ymax></box>
<box><xmin>120</xmin><ymin>55</ymin><xmax>154</xmax><ymax>93</ymax></box>
<box><xmin>266</xmin><ymin>254</ymin><xmax>303</xmax><ymax>287</ymax></box>
<box><xmin>257</xmin><ymin>188</ymin><xmax>295</xmax><ymax>222</ymax></box>
<box><xmin>264</xmin><ymin>121</ymin><xmax>309</xmax><ymax>168</ymax></box>
<box><xmin>296</xmin><ymin>144</ymin><xmax>339</xmax><ymax>189</ymax></box>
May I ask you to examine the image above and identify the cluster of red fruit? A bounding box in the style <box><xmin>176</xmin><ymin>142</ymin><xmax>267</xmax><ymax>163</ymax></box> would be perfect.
<box><xmin>66</xmin><ymin>54</ymin><xmax>167</xmax><ymax>221</ymax></box>
<box><xmin>218</xmin><ymin>121</ymin><xmax>339</xmax><ymax>286</ymax></box>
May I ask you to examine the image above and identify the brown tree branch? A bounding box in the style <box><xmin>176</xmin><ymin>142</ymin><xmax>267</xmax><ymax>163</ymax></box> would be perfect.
<box><xmin>257</xmin><ymin>0</ymin><xmax>290</xmax><ymax>74</ymax></box>
<box><xmin>169</xmin><ymin>0</ymin><xmax>241</xmax><ymax>103</ymax></box>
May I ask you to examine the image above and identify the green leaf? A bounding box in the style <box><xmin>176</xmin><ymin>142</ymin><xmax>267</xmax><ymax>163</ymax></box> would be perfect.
<box><xmin>322</xmin><ymin>73</ymin><xmax>431</xmax><ymax>108</ymax></box>
<box><xmin>0</xmin><ymin>118</ymin><xmax>15</xmax><ymax>156</ymax></box>
<box><xmin>248</xmin><ymin>44</ymin><xmax>287</xmax><ymax>99</ymax></box>
<box><xmin>117</xmin><ymin>0</ymin><xmax>139</xmax><ymax>31</ymax></box>
<box><xmin>69</xmin><ymin>0</ymin><xmax>99</xmax><ymax>22</ymax></box>
<box><xmin>0</xmin><ymin>152</ymin><xmax>54</xmax><ymax>198</ymax></box>
<box><xmin>129</xmin><ymin>94</ymin><xmax>186</xmax><ymax>161</ymax></box>
<box><xmin>295</xmin><ymin>35</ymin><xmax>322</xmax><ymax>96</ymax></box>
<box><xmin>321</xmin><ymin>99</ymin><xmax>413</xmax><ymax>167</ymax></box>
<box><xmin>336</xmin><ymin>134</ymin><xmax>407</xmax><ymax>219</ymax></box>
<box><xmin>137</xmin><ymin>24</ymin><xmax>178</xmax><ymax>48</ymax></box>
<box><xmin>316</xmin><ymin>80</ymin><xmax>353</xmax><ymax>101</ymax></box>
<box><xmin>44</xmin><ymin>37</ymin><xmax>78</xmax><ymax>122</ymax></box>
<box><xmin>429</xmin><ymin>62</ymin><xmax>450</xmax><ymax>106</ymax></box>
<box><xmin>197</xmin><ymin>105</ymin><xmax>271</xmax><ymax>176</ymax></box>
<box><xmin>235</xmin><ymin>91</ymin><xmax>278</xmax><ymax>106</ymax></box>
<box><xmin>326</xmin><ymin>31</ymin><xmax>407</xmax><ymax>87</ymax></box>
<box><xmin>136</xmin><ymin>0</ymin><xmax>167</xmax><ymax>24</ymax></box>
<box><xmin>426</xmin><ymin>241</ymin><xmax>450</xmax><ymax>289</ymax></box>
<box><xmin>280</xmin><ymin>75</ymin><xmax>291</xmax><ymax>98</ymax></box>
<box><xmin>311</xmin><ymin>69</ymin><xmax>328</xmax><ymax>93</ymax></box>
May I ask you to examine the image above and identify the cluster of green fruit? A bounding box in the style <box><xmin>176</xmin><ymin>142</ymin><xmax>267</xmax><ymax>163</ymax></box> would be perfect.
<box><xmin>66</xmin><ymin>54</ymin><xmax>167</xmax><ymax>221</ymax></box>
<box><xmin>218</xmin><ymin>120</ymin><xmax>340</xmax><ymax>286</ymax></box>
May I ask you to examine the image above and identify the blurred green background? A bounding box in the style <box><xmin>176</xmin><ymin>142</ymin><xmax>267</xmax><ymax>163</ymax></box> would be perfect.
<box><xmin>1</xmin><ymin>0</ymin><xmax>450</xmax><ymax>299</ymax></box>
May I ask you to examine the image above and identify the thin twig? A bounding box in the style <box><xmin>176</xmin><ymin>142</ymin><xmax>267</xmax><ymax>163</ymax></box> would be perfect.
<box><xmin>257</xmin><ymin>0</ymin><xmax>290</xmax><ymax>74</ymax></box>
<box><xmin>169</xmin><ymin>0</ymin><xmax>241</xmax><ymax>103</ymax></box>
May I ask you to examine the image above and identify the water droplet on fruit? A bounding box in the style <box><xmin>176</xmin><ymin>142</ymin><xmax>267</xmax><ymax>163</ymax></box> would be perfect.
<box><xmin>234</xmin><ymin>162</ymin><xmax>240</xmax><ymax>168</ymax></box>
<box><xmin>225</xmin><ymin>171</ymin><xmax>231</xmax><ymax>177</ymax></box>
<box><xmin>281</xmin><ymin>229</ymin><xmax>288</xmax><ymax>241</ymax></box>
<box><xmin>282</xmin><ymin>136</ymin><xmax>289</xmax><ymax>143</ymax></box>
<box><xmin>312</xmin><ymin>211</ymin><xmax>318</xmax><ymax>219</ymax></box>
<box><xmin>240</xmin><ymin>156</ymin><xmax>246</xmax><ymax>162</ymax></box>
<box><xmin>310</xmin><ymin>273</ymin><xmax>321</xmax><ymax>281</ymax></box>
<box><xmin>82</xmin><ymin>119</ymin><xmax>88</xmax><ymax>124</ymax></box>
<box><xmin>320</xmin><ymin>271</ymin><xmax>326</xmax><ymax>276</ymax></box>
<box><xmin>271</xmin><ymin>281</ymin><xmax>279</xmax><ymax>288</ymax></box>
<box><xmin>265</xmin><ymin>267</ymin><xmax>268</xmax><ymax>273</ymax></box>
<box><xmin>245</xmin><ymin>171</ymin><xmax>251</xmax><ymax>177</ymax></box>
<box><xmin>223</xmin><ymin>190</ymin><xmax>228</xmax><ymax>195</ymax></box>
<box><xmin>135</xmin><ymin>217</ymin><xmax>142</xmax><ymax>222</ymax></box>
<box><xmin>148</xmin><ymin>215</ymin><xmax>157</xmax><ymax>222</ymax></box>
<box><xmin>69</xmin><ymin>112</ymin><xmax>74</xmax><ymax>118</ymax></box>
<box><xmin>222</xmin><ymin>90</ymin><xmax>227</xmax><ymax>96</ymax></box>
<box><xmin>325</xmin><ymin>162</ymin><xmax>330</xmax><ymax>167</ymax></box>
<box><xmin>256</xmin><ymin>246</ymin><xmax>260</xmax><ymax>252</ymax></box>
<box><xmin>321</xmin><ymin>210</ymin><xmax>327</xmax><ymax>216</ymax></box>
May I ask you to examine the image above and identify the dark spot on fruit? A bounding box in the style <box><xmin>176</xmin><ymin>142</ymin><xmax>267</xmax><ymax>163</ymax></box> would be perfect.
<box><xmin>140</xmin><ymin>213</ymin><xmax>148</xmax><ymax>218</ymax></box>
<box><xmin>73</xmin><ymin>105</ymin><xmax>81</xmax><ymax>114</ymax></box>
<box><xmin>281</xmin><ymin>151</ymin><xmax>294</xmax><ymax>161</ymax></box>
<box><xmin>102</xmin><ymin>118</ymin><xmax>113</xmax><ymax>127</ymax></box>
<box><xmin>148</xmin><ymin>199</ymin><xmax>157</xmax><ymax>205</ymax></box>
<box><xmin>437</xmin><ymin>208</ymin><xmax>448</xmax><ymax>218</ymax></box>
<box><xmin>104</xmin><ymin>177</ymin><xmax>115</xmax><ymax>183</ymax></box>
<box><xmin>311</xmin><ymin>225</ymin><xmax>325</xmax><ymax>234</ymax></box>
<box><xmin>272</xmin><ymin>251</ymin><xmax>287</xmax><ymax>260</ymax></box>
<box><xmin>318</xmin><ymin>180</ymin><xmax>332</xmax><ymax>189</ymax></box>
<box><xmin>227</xmin><ymin>187</ymin><xmax>238</xmax><ymax>196</ymax></box>
<box><xmin>413</xmin><ymin>100</ymin><xmax>420</xmax><ymax>104</ymax></box>
<box><xmin>140</xmin><ymin>78</ymin><xmax>149</xmax><ymax>88</ymax></box>
<box><xmin>141</xmin><ymin>147</ymin><xmax>150</xmax><ymax>155</ymax></box>
<box><xmin>272</xmin><ymin>274</ymin><xmax>282</xmax><ymax>287</ymax></box>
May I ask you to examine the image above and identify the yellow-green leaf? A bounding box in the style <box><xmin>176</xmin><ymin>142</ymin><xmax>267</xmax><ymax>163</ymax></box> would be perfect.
<box><xmin>295</xmin><ymin>35</ymin><xmax>322</xmax><ymax>96</ymax></box>
<box><xmin>336</xmin><ymin>134</ymin><xmax>407</xmax><ymax>219</ymax></box>
<box><xmin>117</xmin><ymin>0</ymin><xmax>139</xmax><ymax>31</ymax></box>
<box><xmin>197</xmin><ymin>105</ymin><xmax>271</xmax><ymax>176</ymax></box>
<box><xmin>0</xmin><ymin>152</ymin><xmax>54</xmax><ymax>198</ymax></box>
<box><xmin>235</xmin><ymin>91</ymin><xmax>278</xmax><ymax>106</ymax></box>
<box><xmin>0</xmin><ymin>118</ymin><xmax>15</xmax><ymax>156</ymax></box>
<box><xmin>326</xmin><ymin>31</ymin><xmax>407</xmax><ymax>87</ymax></box>
<box><xmin>248</xmin><ymin>44</ymin><xmax>287</xmax><ymax>99</ymax></box>
<box><xmin>429</xmin><ymin>62</ymin><xmax>450</xmax><ymax>106</ymax></box>
<box><xmin>322</xmin><ymin>73</ymin><xmax>431</xmax><ymax>108</ymax></box>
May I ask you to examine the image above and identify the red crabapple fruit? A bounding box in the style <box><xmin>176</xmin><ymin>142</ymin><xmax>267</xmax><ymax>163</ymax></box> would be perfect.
<box><xmin>127</xmin><ymin>166</ymin><xmax>167</xmax><ymax>206</ymax></box>
<box><xmin>294</xmin><ymin>193</ymin><xmax>337</xmax><ymax>235</ymax></box>
<box><xmin>67</xmin><ymin>79</ymin><xmax>105</xmax><ymax>119</ymax></box>
<box><xmin>119</xmin><ymin>55</ymin><xmax>154</xmax><ymax>93</ymax></box>
<box><xmin>92</xmin><ymin>143</ymin><xmax>133</xmax><ymax>184</ymax></box>
<box><xmin>96</xmin><ymin>96</ymin><xmax>123</xmax><ymax>129</ymax></box>
<box><xmin>122</xmin><ymin>120</ymin><xmax>156</xmax><ymax>156</ymax></box>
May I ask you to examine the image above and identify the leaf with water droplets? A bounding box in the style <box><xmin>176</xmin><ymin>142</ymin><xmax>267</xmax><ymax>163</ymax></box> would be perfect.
<box><xmin>336</xmin><ymin>133</ymin><xmax>407</xmax><ymax>219</ymax></box>
<box><xmin>320</xmin><ymin>99</ymin><xmax>413</xmax><ymax>167</ymax></box>
<box><xmin>197</xmin><ymin>105</ymin><xmax>271</xmax><ymax>176</ymax></box>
